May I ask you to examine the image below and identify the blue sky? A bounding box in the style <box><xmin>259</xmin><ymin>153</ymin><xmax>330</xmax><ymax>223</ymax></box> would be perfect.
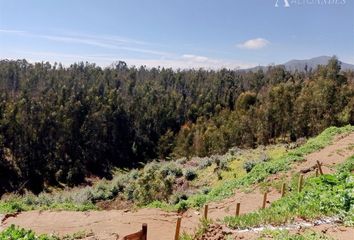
<box><xmin>0</xmin><ymin>0</ymin><xmax>353</xmax><ymax>69</ymax></box>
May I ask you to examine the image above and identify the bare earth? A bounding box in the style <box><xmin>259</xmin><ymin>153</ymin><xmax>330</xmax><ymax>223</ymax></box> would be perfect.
<box><xmin>2</xmin><ymin>132</ymin><xmax>354</xmax><ymax>240</ymax></box>
<box><xmin>295</xmin><ymin>132</ymin><xmax>354</xmax><ymax>175</ymax></box>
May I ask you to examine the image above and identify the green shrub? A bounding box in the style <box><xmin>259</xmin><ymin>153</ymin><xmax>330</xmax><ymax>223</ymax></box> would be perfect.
<box><xmin>0</xmin><ymin>225</ymin><xmax>58</xmax><ymax>240</ymax></box>
<box><xmin>132</xmin><ymin>164</ymin><xmax>176</xmax><ymax>205</ymax></box>
<box><xmin>160</xmin><ymin>163</ymin><xmax>183</xmax><ymax>177</ymax></box>
<box><xmin>169</xmin><ymin>191</ymin><xmax>188</xmax><ymax>204</ymax></box>
<box><xmin>258</xmin><ymin>229</ymin><xmax>334</xmax><ymax>240</ymax></box>
<box><xmin>218</xmin><ymin>158</ymin><xmax>230</xmax><ymax>171</ymax></box>
<box><xmin>0</xmin><ymin>225</ymin><xmax>92</xmax><ymax>240</ymax></box>
<box><xmin>243</xmin><ymin>153</ymin><xmax>269</xmax><ymax>173</ymax></box>
<box><xmin>176</xmin><ymin>157</ymin><xmax>188</xmax><ymax>165</ymax></box>
<box><xmin>197</xmin><ymin>157</ymin><xmax>213</xmax><ymax>170</ymax></box>
<box><xmin>184</xmin><ymin>169</ymin><xmax>197</xmax><ymax>181</ymax></box>
<box><xmin>243</xmin><ymin>160</ymin><xmax>257</xmax><ymax>173</ymax></box>
<box><xmin>176</xmin><ymin>200</ymin><xmax>188</xmax><ymax>212</ymax></box>
<box><xmin>201</xmin><ymin>187</ymin><xmax>210</xmax><ymax>195</ymax></box>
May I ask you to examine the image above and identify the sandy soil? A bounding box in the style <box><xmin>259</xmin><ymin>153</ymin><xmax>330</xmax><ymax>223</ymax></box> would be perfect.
<box><xmin>1</xmin><ymin>188</ymin><xmax>279</xmax><ymax>239</ymax></box>
<box><xmin>2</xmin><ymin>132</ymin><xmax>354</xmax><ymax>240</ymax></box>
<box><xmin>2</xmin><ymin>209</ymin><xmax>183</xmax><ymax>239</ymax></box>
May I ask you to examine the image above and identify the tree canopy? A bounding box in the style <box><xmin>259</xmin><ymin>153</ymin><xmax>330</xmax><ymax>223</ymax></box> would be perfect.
<box><xmin>0</xmin><ymin>57</ymin><xmax>353</xmax><ymax>194</ymax></box>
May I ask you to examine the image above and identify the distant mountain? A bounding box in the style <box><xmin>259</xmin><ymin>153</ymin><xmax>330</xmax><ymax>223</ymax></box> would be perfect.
<box><xmin>284</xmin><ymin>56</ymin><xmax>354</xmax><ymax>72</ymax></box>
<box><xmin>247</xmin><ymin>56</ymin><xmax>354</xmax><ymax>72</ymax></box>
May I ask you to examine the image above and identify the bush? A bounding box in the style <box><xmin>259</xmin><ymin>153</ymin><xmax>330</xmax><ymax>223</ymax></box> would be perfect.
<box><xmin>0</xmin><ymin>225</ymin><xmax>58</xmax><ymax>240</ymax></box>
<box><xmin>243</xmin><ymin>160</ymin><xmax>257</xmax><ymax>173</ymax></box>
<box><xmin>242</xmin><ymin>153</ymin><xmax>269</xmax><ymax>173</ymax></box>
<box><xmin>0</xmin><ymin>225</ymin><xmax>92</xmax><ymax>240</ymax></box>
<box><xmin>259</xmin><ymin>153</ymin><xmax>269</xmax><ymax>162</ymax></box>
<box><xmin>217</xmin><ymin>156</ymin><xmax>230</xmax><ymax>171</ymax></box>
<box><xmin>176</xmin><ymin>200</ymin><xmax>188</xmax><ymax>212</ymax></box>
<box><xmin>228</xmin><ymin>147</ymin><xmax>242</xmax><ymax>155</ymax></box>
<box><xmin>258</xmin><ymin>229</ymin><xmax>334</xmax><ymax>240</ymax></box>
<box><xmin>201</xmin><ymin>187</ymin><xmax>210</xmax><ymax>195</ymax></box>
<box><xmin>197</xmin><ymin>157</ymin><xmax>213</xmax><ymax>170</ymax></box>
<box><xmin>131</xmin><ymin>163</ymin><xmax>176</xmax><ymax>205</ymax></box>
<box><xmin>160</xmin><ymin>163</ymin><xmax>183</xmax><ymax>177</ymax></box>
<box><xmin>176</xmin><ymin>157</ymin><xmax>188</xmax><ymax>165</ymax></box>
<box><xmin>72</xmin><ymin>187</ymin><xmax>94</xmax><ymax>204</ymax></box>
<box><xmin>184</xmin><ymin>169</ymin><xmax>197</xmax><ymax>181</ymax></box>
<box><xmin>169</xmin><ymin>191</ymin><xmax>188</xmax><ymax>204</ymax></box>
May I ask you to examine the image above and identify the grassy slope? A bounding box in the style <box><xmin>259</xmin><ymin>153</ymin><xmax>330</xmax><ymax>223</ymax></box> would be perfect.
<box><xmin>224</xmin><ymin>155</ymin><xmax>354</xmax><ymax>228</ymax></box>
<box><xmin>151</xmin><ymin>125</ymin><xmax>354</xmax><ymax>211</ymax></box>
<box><xmin>180</xmin><ymin>155</ymin><xmax>354</xmax><ymax>240</ymax></box>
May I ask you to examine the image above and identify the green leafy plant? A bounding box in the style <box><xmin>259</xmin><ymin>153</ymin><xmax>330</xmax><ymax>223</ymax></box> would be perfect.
<box><xmin>0</xmin><ymin>225</ymin><xmax>92</xmax><ymax>240</ymax></box>
<box><xmin>258</xmin><ymin>229</ymin><xmax>334</xmax><ymax>240</ymax></box>
<box><xmin>0</xmin><ymin>225</ymin><xmax>58</xmax><ymax>240</ymax></box>
<box><xmin>184</xmin><ymin>169</ymin><xmax>197</xmax><ymax>181</ymax></box>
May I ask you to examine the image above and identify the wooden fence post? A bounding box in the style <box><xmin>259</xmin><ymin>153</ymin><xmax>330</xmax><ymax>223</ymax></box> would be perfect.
<box><xmin>317</xmin><ymin>161</ymin><xmax>323</xmax><ymax>175</ymax></box>
<box><xmin>142</xmin><ymin>223</ymin><xmax>147</xmax><ymax>240</ymax></box>
<box><xmin>262</xmin><ymin>192</ymin><xmax>267</xmax><ymax>209</ymax></box>
<box><xmin>203</xmin><ymin>204</ymin><xmax>208</xmax><ymax>220</ymax></box>
<box><xmin>122</xmin><ymin>223</ymin><xmax>147</xmax><ymax>240</ymax></box>
<box><xmin>298</xmin><ymin>174</ymin><xmax>304</xmax><ymax>193</ymax></box>
<box><xmin>174</xmin><ymin>217</ymin><xmax>182</xmax><ymax>240</ymax></box>
<box><xmin>281</xmin><ymin>183</ymin><xmax>286</xmax><ymax>197</ymax></box>
<box><xmin>235</xmin><ymin>202</ymin><xmax>240</xmax><ymax>216</ymax></box>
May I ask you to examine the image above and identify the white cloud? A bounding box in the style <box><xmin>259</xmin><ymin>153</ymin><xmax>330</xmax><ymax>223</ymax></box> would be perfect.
<box><xmin>181</xmin><ymin>54</ymin><xmax>209</xmax><ymax>63</ymax></box>
<box><xmin>125</xmin><ymin>54</ymin><xmax>256</xmax><ymax>70</ymax></box>
<box><xmin>1</xmin><ymin>51</ymin><xmax>257</xmax><ymax>70</ymax></box>
<box><xmin>41</xmin><ymin>35</ymin><xmax>170</xmax><ymax>56</ymax></box>
<box><xmin>0</xmin><ymin>29</ymin><xmax>170</xmax><ymax>56</ymax></box>
<box><xmin>237</xmin><ymin>38</ymin><xmax>270</xmax><ymax>50</ymax></box>
<box><xmin>0</xmin><ymin>29</ymin><xmax>26</xmax><ymax>34</ymax></box>
<box><xmin>0</xmin><ymin>29</ymin><xmax>258</xmax><ymax>69</ymax></box>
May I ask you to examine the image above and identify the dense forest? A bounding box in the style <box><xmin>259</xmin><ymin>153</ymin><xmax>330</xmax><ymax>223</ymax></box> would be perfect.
<box><xmin>0</xmin><ymin>57</ymin><xmax>353</xmax><ymax>194</ymax></box>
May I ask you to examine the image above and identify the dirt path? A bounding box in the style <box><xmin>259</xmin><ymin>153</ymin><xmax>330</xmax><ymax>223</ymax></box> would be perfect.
<box><xmin>2</xmin><ymin>132</ymin><xmax>354</xmax><ymax>240</ymax></box>
<box><xmin>190</xmin><ymin>188</ymin><xmax>281</xmax><ymax>222</ymax></box>
<box><xmin>2</xmin><ymin>188</ymin><xmax>277</xmax><ymax>240</ymax></box>
<box><xmin>295</xmin><ymin>132</ymin><xmax>354</xmax><ymax>175</ymax></box>
<box><xmin>2</xmin><ymin>209</ymin><xmax>183</xmax><ymax>239</ymax></box>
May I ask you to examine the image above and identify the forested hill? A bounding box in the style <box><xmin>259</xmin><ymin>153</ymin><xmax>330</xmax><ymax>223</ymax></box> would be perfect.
<box><xmin>0</xmin><ymin>57</ymin><xmax>353</xmax><ymax>194</ymax></box>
